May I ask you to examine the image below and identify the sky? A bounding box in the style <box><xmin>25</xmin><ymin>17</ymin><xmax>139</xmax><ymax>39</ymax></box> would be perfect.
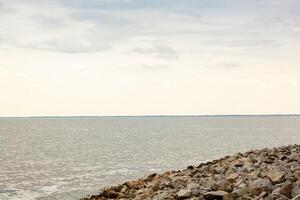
<box><xmin>0</xmin><ymin>0</ymin><xmax>300</xmax><ymax>116</ymax></box>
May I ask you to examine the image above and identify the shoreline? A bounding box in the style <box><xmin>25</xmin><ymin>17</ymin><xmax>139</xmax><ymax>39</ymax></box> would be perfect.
<box><xmin>82</xmin><ymin>144</ymin><xmax>300</xmax><ymax>200</ymax></box>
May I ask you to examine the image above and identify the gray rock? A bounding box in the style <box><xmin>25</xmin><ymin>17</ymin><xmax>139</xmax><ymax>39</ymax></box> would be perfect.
<box><xmin>169</xmin><ymin>177</ymin><xmax>186</xmax><ymax>189</ymax></box>
<box><xmin>203</xmin><ymin>191</ymin><xmax>232</xmax><ymax>200</ymax></box>
<box><xmin>217</xmin><ymin>179</ymin><xmax>234</xmax><ymax>192</ymax></box>
<box><xmin>187</xmin><ymin>183</ymin><xmax>201</xmax><ymax>196</ymax></box>
<box><xmin>232</xmin><ymin>187</ymin><xmax>250</xmax><ymax>197</ymax></box>
<box><xmin>292</xmin><ymin>194</ymin><xmax>300</xmax><ymax>200</ymax></box>
<box><xmin>249</xmin><ymin>178</ymin><xmax>272</xmax><ymax>188</ymax></box>
<box><xmin>152</xmin><ymin>191</ymin><xmax>171</xmax><ymax>200</ymax></box>
<box><xmin>292</xmin><ymin>182</ymin><xmax>300</xmax><ymax>198</ymax></box>
<box><xmin>177</xmin><ymin>189</ymin><xmax>192</xmax><ymax>199</ymax></box>
<box><xmin>292</xmin><ymin>166</ymin><xmax>300</xmax><ymax>173</ymax></box>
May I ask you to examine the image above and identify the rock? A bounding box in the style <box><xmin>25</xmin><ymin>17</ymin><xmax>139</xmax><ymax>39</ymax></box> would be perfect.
<box><xmin>289</xmin><ymin>153</ymin><xmax>300</xmax><ymax>161</ymax></box>
<box><xmin>152</xmin><ymin>191</ymin><xmax>171</xmax><ymax>200</ymax></box>
<box><xmin>227</xmin><ymin>173</ymin><xmax>239</xmax><ymax>181</ymax></box>
<box><xmin>279</xmin><ymin>180</ymin><xmax>293</xmax><ymax>198</ymax></box>
<box><xmin>292</xmin><ymin>194</ymin><xmax>300</xmax><ymax>200</ymax></box>
<box><xmin>203</xmin><ymin>191</ymin><xmax>232</xmax><ymax>200</ymax></box>
<box><xmin>234</xmin><ymin>179</ymin><xmax>245</xmax><ymax>188</ymax></box>
<box><xmin>101</xmin><ymin>189</ymin><xmax>119</xmax><ymax>199</ymax></box>
<box><xmin>210</xmin><ymin>183</ymin><xmax>219</xmax><ymax>191</ymax></box>
<box><xmin>120</xmin><ymin>185</ymin><xmax>128</xmax><ymax>193</ymax></box>
<box><xmin>234</xmin><ymin>161</ymin><xmax>244</xmax><ymax>167</ymax></box>
<box><xmin>145</xmin><ymin>173</ymin><xmax>158</xmax><ymax>181</ymax></box>
<box><xmin>232</xmin><ymin>187</ymin><xmax>250</xmax><ymax>197</ymax></box>
<box><xmin>292</xmin><ymin>166</ymin><xmax>300</xmax><ymax>173</ymax></box>
<box><xmin>294</xmin><ymin>171</ymin><xmax>300</xmax><ymax>179</ymax></box>
<box><xmin>270</xmin><ymin>193</ymin><xmax>291</xmax><ymax>200</ymax></box>
<box><xmin>187</xmin><ymin>165</ymin><xmax>194</xmax><ymax>170</ymax></box>
<box><xmin>177</xmin><ymin>189</ymin><xmax>192</xmax><ymax>199</ymax></box>
<box><xmin>125</xmin><ymin>179</ymin><xmax>146</xmax><ymax>189</ymax></box>
<box><xmin>203</xmin><ymin>178</ymin><xmax>217</xmax><ymax>189</ymax></box>
<box><xmin>236</xmin><ymin>196</ymin><xmax>254</xmax><ymax>200</ymax></box>
<box><xmin>169</xmin><ymin>177</ymin><xmax>186</xmax><ymax>189</ymax></box>
<box><xmin>249</xmin><ymin>178</ymin><xmax>272</xmax><ymax>188</ymax></box>
<box><xmin>187</xmin><ymin>183</ymin><xmax>201</xmax><ymax>196</ymax></box>
<box><xmin>82</xmin><ymin>145</ymin><xmax>300</xmax><ymax>200</ymax></box>
<box><xmin>267</xmin><ymin>169</ymin><xmax>286</xmax><ymax>184</ymax></box>
<box><xmin>247</xmin><ymin>178</ymin><xmax>273</xmax><ymax>196</ymax></box>
<box><xmin>286</xmin><ymin>173</ymin><xmax>297</xmax><ymax>182</ymax></box>
<box><xmin>217</xmin><ymin>179</ymin><xmax>234</xmax><ymax>192</ymax></box>
<box><xmin>292</xmin><ymin>182</ymin><xmax>300</xmax><ymax>198</ymax></box>
<box><xmin>272</xmin><ymin>187</ymin><xmax>281</xmax><ymax>195</ymax></box>
<box><xmin>256</xmin><ymin>191</ymin><xmax>268</xmax><ymax>199</ymax></box>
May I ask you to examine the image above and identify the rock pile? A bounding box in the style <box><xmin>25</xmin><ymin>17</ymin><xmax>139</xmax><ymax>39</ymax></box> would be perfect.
<box><xmin>82</xmin><ymin>144</ymin><xmax>300</xmax><ymax>200</ymax></box>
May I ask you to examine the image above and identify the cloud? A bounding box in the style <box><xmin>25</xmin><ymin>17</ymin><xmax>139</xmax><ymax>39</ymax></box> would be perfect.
<box><xmin>138</xmin><ymin>64</ymin><xmax>169</xmax><ymax>72</ymax></box>
<box><xmin>203</xmin><ymin>39</ymin><xmax>283</xmax><ymax>48</ymax></box>
<box><xmin>70</xmin><ymin>10</ymin><xmax>133</xmax><ymax>26</ymax></box>
<box><xmin>60</xmin><ymin>0</ymin><xmax>175</xmax><ymax>10</ymax></box>
<box><xmin>0</xmin><ymin>0</ymin><xmax>299</xmax><ymax>54</ymax></box>
<box><xmin>0</xmin><ymin>1</ymin><xmax>114</xmax><ymax>53</ymax></box>
<box><xmin>209</xmin><ymin>62</ymin><xmax>240</xmax><ymax>69</ymax></box>
<box><xmin>1</xmin><ymin>0</ymin><xmax>300</xmax><ymax>116</ymax></box>
<box><xmin>130</xmin><ymin>45</ymin><xmax>178</xmax><ymax>59</ymax></box>
<box><xmin>35</xmin><ymin>39</ymin><xmax>111</xmax><ymax>54</ymax></box>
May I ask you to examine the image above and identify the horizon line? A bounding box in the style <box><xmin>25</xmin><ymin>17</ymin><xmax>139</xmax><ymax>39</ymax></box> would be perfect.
<box><xmin>0</xmin><ymin>114</ymin><xmax>300</xmax><ymax>118</ymax></box>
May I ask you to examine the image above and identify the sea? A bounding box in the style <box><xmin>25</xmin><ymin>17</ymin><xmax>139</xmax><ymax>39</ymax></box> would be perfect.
<box><xmin>0</xmin><ymin>116</ymin><xmax>300</xmax><ymax>199</ymax></box>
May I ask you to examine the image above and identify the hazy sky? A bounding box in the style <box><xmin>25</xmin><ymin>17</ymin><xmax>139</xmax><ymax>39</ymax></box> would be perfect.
<box><xmin>1</xmin><ymin>0</ymin><xmax>300</xmax><ymax>116</ymax></box>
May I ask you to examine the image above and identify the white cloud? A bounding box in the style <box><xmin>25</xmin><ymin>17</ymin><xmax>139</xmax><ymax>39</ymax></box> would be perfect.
<box><xmin>0</xmin><ymin>0</ymin><xmax>300</xmax><ymax>116</ymax></box>
<box><xmin>0</xmin><ymin>2</ymin><xmax>115</xmax><ymax>53</ymax></box>
<box><xmin>130</xmin><ymin>45</ymin><xmax>178</xmax><ymax>59</ymax></box>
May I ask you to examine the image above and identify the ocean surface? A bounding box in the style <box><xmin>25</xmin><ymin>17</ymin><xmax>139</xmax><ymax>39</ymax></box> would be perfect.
<box><xmin>1</xmin><ymin>116</ymin><xmax>300</xmax><ymax>200</ymax></box>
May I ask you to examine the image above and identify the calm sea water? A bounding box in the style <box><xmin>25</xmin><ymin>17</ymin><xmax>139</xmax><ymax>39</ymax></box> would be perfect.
<box><xmin>1</xmin><ymin>116</ymin><xmax>300</xmax><ymax>199</ymax></box>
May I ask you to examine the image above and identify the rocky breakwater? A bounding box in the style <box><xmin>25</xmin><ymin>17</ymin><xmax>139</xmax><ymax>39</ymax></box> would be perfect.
<box><xmin>82</xmin><ymin>144</ymin><xmax>300</xmax><ymax>200</ymax></box>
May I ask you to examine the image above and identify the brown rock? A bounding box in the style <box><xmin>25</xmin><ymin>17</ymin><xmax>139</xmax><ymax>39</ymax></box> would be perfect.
<box><xmin>279</xmin><ymin>180</ymin><xmax>293</xmax><ymax>198</ymax></box>
<box><xmin>267</xmin><ymin>169</ymin><xmax>286</xmax><ymax>184</ymax></box>
<box><xmin>203</xmin><ymin>191</ymin><xmax>233</xmax><ymax>200</ymax></box>
<box><xmin>217</xmin><ymin>179</ymin><xmax>234</xmax><ymax>192</ymax></box>
<box><xmin>227</xmin><ymin>173</ymin><xmax>239</xmax><ymax>181</ymax></box>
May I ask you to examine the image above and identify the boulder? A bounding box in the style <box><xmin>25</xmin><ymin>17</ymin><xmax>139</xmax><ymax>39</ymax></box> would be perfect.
<box><xmin>292</xmin><ymin>194</ymin><xmax>300</xmax><ymax>200</ymax></box>
<box><xmin>267</xmin><ymin>169</ymin><xmax>286</xmax><ymax>184</ymax></box>
<box><xmin>227</xmin><ymin>173</ymin><xmax>239</xmax><ymax>181</ymax></box>
<box><xmin>292</xmin><ymin>182</ymin><xmax>300</xmax><ymax>198</ymax></box>
<box><xmin>203</xmin><ymin>191</ymin><xmax>233</xmax><ymax>200</ymax></box>
<box><xmin>152</xmin><ymin>191</ymin><xmax>172</xmax><ymax>200</ymax></box>
<box><xmin>279</xmin><ymin>180</ymin><xmax>293</xmax><ymax>198</ymax></box>
<box><xmin>232</xmin><ymin>187</ymin><xmax>250</xmax><ymax>197</ymax></box>
<box><xmin>177</xmin><ymin>189</ymin><xmax>192</xmax><ymax>199</ymax></box>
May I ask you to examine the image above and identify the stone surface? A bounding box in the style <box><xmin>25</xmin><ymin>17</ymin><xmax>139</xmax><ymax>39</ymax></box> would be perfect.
<box><xmin>267</xmin><ymin>169</ymin><xmax>286</xmax><ymax>184</ymax></box>
<box><xmin>177</xmin><ymin>189</ymin><xmax>192</xmax><ymax>199</ymax></box>
<box><xmin>81</xmin><ymin>144</ymin><xmax>300</xmax><ymax>200</ymax></box>
<box><xmin>203</xmin><ymin>191</ymin><xmax>232</xmax><ymax>200</ymax></box>
<box><xmin>279</xmin><ymin>180</ymin><xmax>293</xmax><ymax>198</ymax></box>
<box><xmin>292</xmin><ymin>181</ymin><xmax>300</xmax><ymax>198</ymax></box>
<box><xmin>292</xmin><ymin>194</ymin><xmax>300</xmax><ymax>200</ymax></box>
